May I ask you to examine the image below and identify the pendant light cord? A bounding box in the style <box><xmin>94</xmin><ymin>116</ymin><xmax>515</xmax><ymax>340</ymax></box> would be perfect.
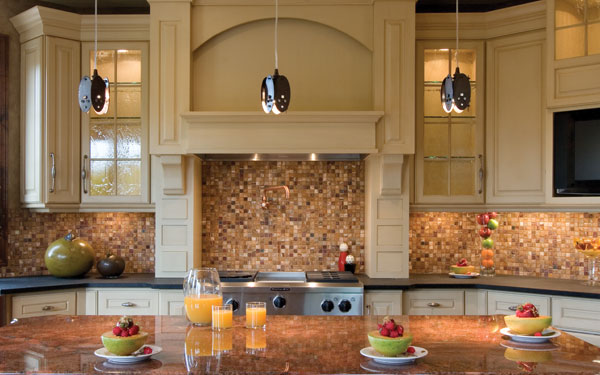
<box><xmin>274</xmin><ymin>0</ymin><xmax>279</xmax><ymax>70</ymax></box>
<box><xmin>94</xmin><ymin>0</ymin><xmax>98</xmax><ymax>70</ymax></box>
<box><xmin>455</xmin><ymin>0</ymin><xmax>459</xmax><ymax>70</ymax></box>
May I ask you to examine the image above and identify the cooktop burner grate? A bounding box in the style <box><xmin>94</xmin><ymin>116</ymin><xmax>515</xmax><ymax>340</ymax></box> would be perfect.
<box><xmin>218</xmin><ymin>270</ymin><xmax>257</xmax><ymax>282</ymax></box>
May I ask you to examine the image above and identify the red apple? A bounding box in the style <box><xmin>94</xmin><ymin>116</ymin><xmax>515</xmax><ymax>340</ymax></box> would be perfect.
<box><xmin>488</xmin><ymin>212</ymin><xmax>498</xmax><ymax>219</ymax></box>
<box><xmin>477</xmin><ymin>214</ymin><xmax>490</xmax><ymax>225</ymax></box>
<box><xmin>479</xmin><ymin>227</ymin><xmax>492</xmax><ymax>238</ymax></box>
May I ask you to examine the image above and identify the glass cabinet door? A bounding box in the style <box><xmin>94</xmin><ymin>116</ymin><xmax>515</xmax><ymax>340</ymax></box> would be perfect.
<box><xmin>81</xmin><ymin>42</ymin><xmax>149</xmax><ymax>206</ymax></box>
<box><xmin>555</xmin><ymin>0</ymin><xmax>600</xmax><ymax>59</ymax></box>
<box><xmin>415</xmin><ymin>41</ymin><xmax>485</xmax><ymax>204</ymax></box>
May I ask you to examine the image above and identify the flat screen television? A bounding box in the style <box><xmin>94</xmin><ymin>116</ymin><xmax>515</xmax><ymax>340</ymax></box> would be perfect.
<box><xmin>554</xmin><ymin>107</ymin><xmax>600</xmax><ymax>196</ymax></box>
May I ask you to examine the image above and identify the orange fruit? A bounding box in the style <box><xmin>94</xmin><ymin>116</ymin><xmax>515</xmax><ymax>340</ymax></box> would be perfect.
<box><xmin>482</xmin><ymin>259</ymin><xmax>494</xmax><ymax>268</ymax></box>
<box><xmin>481</xmin><ymin>249</ymin><xmax>494</xmax><ymax>259</ymax></box>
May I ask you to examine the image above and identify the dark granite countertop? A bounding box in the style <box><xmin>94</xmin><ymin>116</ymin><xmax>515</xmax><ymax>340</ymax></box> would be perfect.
<box><xmin>1</xmin><ymin>273</ymin><xmax>599</xmax><ymax>300</ymax></box>
<box><xmin>0</xmin><ymin>273</ymin><xmax>182</xmax><ymax>294</ymax></box>
<box><xmin>1</xmin><ymin>315</ymin><xmax>599</xmax><ymax>374</ymax></box>
<box><xmin>359</xmin><ymin>274</ymin><xmax>600</xmax><ymax>299</ymax></box>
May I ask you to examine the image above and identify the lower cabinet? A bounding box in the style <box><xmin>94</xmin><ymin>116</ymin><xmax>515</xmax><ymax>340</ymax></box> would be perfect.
<box><xmin>551</xmin><ymin>296</ymin><xmax>600</xmax><ymax>335</ymax></box>
<box><xmin>96</xmin><ymin>289</ymin><xmax>159</xmax><ymax>315</ymax></box>
<box><xmin>11</xmin><ymin>290</ymin><xmax>78</xmax><ymax>319</ymax></box>
<box><xmin>402</xmin><ymin>289</ymin><xmax>465</xmax><ymax>315</ymax></box>
<box><xmin>158</xmin><ymin>290</ymin><xmax>185</xmax><ymax>316</ymax></box>
<box><xmin>487</xmin><ymin>290</ymin><xmax>551</xmax><ymax>316</ymax></box>
<box><xmin>364</xmin><ymin>291</ymin><xmax>403</xmax><ymax>316</ymax></box>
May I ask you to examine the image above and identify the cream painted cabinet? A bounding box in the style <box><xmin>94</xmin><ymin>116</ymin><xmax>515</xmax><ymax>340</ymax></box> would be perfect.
<box><xmin>96</xmin><ymin>289</ymin><xmax>159</xmax><ymax>315</ymax></box>
<box><xmin>485</xmin><ymin>31</ymin><xmax>546</xmax><ymax>204</ymax></box>
<box><xmin>403</xmin><ymin>289</ymin><xmax>465</xmax><ymax>315</ymax></box>
<box><xmin>80</xmin><ymin>42</ymin><xmax>150</xmax><ymax>208</ymax></box>
<box><xmin>415</xmin><ymin>41</ymin><xmax>485</xmax><ymax>205</ymax></box>
<box><xmin>11</xmin><ymin>290</ymin><xmax>78</xmax><ymax>319</ymax></box>
<box><xmin>364</xmin><ymin>291</ymin><xmax>403</xmax><ymax>316</ymax></box>
<box><xmin>158</xmin><ymin>290</ymin><xmax>184</xmax><ymax>316</ymax></box>
<box><xmin>551</xmin><ymin>296</ymin><xmax>600</xmax><ymax>334</ymax></box>
<box><xmin>487</xmin><ymin>290</ymin><xmax>551</xmax><ymax>316</ymax></box>
<box><xmin>18</xmin><ymin>36</ymin><xmax>80</xmax><ymax>210</ymax></box>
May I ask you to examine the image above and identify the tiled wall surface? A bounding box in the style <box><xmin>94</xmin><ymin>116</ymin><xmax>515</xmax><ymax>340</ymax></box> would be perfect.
<box><xmin>201</xmin><ymin>161</ymin><xmax>365</xmax><ymax>272</ymax></box>
<box><xmin>410</xmin><ymin>212</ymin><xmax>596</xmax><ymax>280</ymax></box>
<box><xmin>0</xmin><ymin>209</ymin><xmax>155</xmax><ymax>278</ymax></box>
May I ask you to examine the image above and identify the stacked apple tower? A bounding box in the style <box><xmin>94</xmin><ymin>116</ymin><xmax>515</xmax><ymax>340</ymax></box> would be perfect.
<box><xmin>477</xmin><ymin>212</ymin><xmax>499</xmax><ymax>277</ymax></box>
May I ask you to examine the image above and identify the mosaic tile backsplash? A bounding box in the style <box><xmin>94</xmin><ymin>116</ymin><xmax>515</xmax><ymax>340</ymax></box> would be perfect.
<box><xmin>0</xmin><ymin>209</ymin><xmax>155</xmax><ymax>278</ymax></box>
<box><xmin>410</xmin><ymin>212</ymin><xmax>597</xmax><ymax>280</ymax></box>
<box><xmin>201</xmin><ymin>161</ymin><xmax>365</xmax><ymax>272</ymax></box>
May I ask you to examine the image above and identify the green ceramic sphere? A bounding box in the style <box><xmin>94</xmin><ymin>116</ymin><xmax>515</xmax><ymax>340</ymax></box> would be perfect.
<box><xmin>44</xmin><ymin>233</ymin><xmax>95</xmax><ymax>278</ymax></box>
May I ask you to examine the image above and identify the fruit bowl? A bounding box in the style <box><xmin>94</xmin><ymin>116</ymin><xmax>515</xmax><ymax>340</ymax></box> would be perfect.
<box><xmin>450</xmin><ymin>265</ymin><xmax>475</xmax><ymax>274</ymax></box>
<box><xmin>101</xmin><ymin>331</ymin><xmax>148</xmax><ymax>356</ymax></box>
<box><xmin>504</xmin><ymin>315</ymin><xmax>552</xmax><ymax>336</ymax></box>
<box><xmin>368</xmin><ymin>331</ymin><xmax>413</xmax><ymax>357</ymax></box>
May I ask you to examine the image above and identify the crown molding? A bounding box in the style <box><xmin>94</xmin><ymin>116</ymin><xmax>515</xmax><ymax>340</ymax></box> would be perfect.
<box><xmin>416</xmin><ymin>0</ymin><xmax>546</xmax><ymax>40</ymax></box>
<box><xmin>80</xmin><ymin>15</ymin><xmax>149</xmax><ymax>41</ymax></box>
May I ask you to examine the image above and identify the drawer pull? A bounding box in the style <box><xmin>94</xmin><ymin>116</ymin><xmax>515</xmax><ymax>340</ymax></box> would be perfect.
<box><xmin>508</xmin><ymin>305</ymin><xmax>519</xmax><ymax>311</ymax></box>
<box><xmin>427</xmin><ymin>302</ymin><xmax>440</xmax><ymax>307</ymax></box>
<box><xmin>121</xmin><ymin>302</ymin><xmax>136</xmax><ymax>307</ymax></box>
<box><xmin>42</xmin><ymin>305</ymin><xmax>53</xmax><ymax>311</ymax></box>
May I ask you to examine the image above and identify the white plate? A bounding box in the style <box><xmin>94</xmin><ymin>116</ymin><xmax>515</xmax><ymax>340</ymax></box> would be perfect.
<box><xmin>94</xmin><ymin>345</ymin><xmax>162</xmax><ymax>364</ymax></box>
<box><xmin>500</xmin><ymin>327</ymin><xmax>561</xmax><ymax>343</ymax></box>
<box><xmin>360</xmin><ymin>346</ymin><xmax>428</xmax><ymax>365</ymax></box>
<box><xmin>449</xmin><ymin>272</ymin><xmax>479</xmax><ymax>278</ymax></box>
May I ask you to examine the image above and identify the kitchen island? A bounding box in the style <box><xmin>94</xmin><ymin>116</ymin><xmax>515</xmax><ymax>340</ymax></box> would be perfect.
<box><xmin>0</xmin><ymin>315</ymin><xmax>599</xmax><ymax>374</ymax></box>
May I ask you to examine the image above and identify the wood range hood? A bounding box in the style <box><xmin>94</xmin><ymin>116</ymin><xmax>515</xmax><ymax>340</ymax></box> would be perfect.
<box><xmin>149</xmin><ymin>0</ymin><xmax>415</xmax><ymax>280</ymax></box>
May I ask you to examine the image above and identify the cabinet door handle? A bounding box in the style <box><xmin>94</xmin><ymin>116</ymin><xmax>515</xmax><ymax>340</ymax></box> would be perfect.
<box><xmin>365</xmin><ymin>304</ymin><xmax>371</xmax><ymax>316</ymax></box>
<box><xmin>508</xmin><ymin>305</ymin><xmax>519</xmax><ymax>311</ymax></box>
<box><xmin>427</xmin><ymin>302</ymin><xmax>440</xmax><ymax>307</ymax></box>
<box><xmin>478</xmin><ymin>154</ymin><xmax>484</xmax><ymax>195</ymax></box>
<box><xmin>42</xmin><ymin>305</ymin><xmax>53</xmax><ymax>311</ymax></box>
<box><xmin>121</xmin><ymin>302</ymin><xmax>136</xmax><ymax>307</ymax></box>
<box><xmin>82</xmin><ymin>155</ymin><xmax>88</xmax><ymax>194</ymax></box>
<box><xmin>49</xmin><ymin>152</ymin><xmax>56</xmax><ymax>193</ymax></box>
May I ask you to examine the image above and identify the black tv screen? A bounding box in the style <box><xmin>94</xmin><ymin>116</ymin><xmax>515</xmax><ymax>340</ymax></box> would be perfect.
<box><xmin>554</xmin><ymin>107</ymin><xmax>600</xmax><ymax>196</ymax></box>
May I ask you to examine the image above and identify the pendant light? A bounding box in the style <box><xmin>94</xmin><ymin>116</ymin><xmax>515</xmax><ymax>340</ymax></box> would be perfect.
<box><xmin>261</xmin><ymin>0</ymin><xmax>290</xmax><ymax>114</ymax></box>
<box><xmin>440</xmin><ymin>0</ymin><xmax>470</xmax><ymax>114</ymax></box>
<box><xmin>78</xmin><ymin>0</ymin><xmax>110</xmax><ymax>115</ymax></box>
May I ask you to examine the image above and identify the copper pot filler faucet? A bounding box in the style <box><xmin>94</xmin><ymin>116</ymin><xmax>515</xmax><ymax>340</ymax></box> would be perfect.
<box><xmin>261</xmin><ymin>185</ymin><xmax>290</xmax><ymax>209</ymax></box>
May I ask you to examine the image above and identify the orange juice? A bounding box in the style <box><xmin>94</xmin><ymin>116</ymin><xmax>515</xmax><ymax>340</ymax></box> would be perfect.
<box><xmin>246</xmin><ymin>306</ymin><xmax>267</xmax><ymax>328</ymax></box>
<box><xmin>246</xmin><ymin>328</ymin><xmax>267</xmax><ymax>350</ymax></box>
<box><xmin>212</xmin><ymin>330</ymin><xmax>232</xmax><ymax>353</ymax></box>
<box><xmin>212</xmin><ymin>308</ymin><xmax>233</xmax><ymax>330</ymax></box>
<box><xmin>185</xmin><ymin>326</ymin><xmax>213</xmax><ymax>356</ymax></box>
<box><xmin>185</xmin><ymin>294</ymin><xmax>223</xmax><ymax>325</ymax></box>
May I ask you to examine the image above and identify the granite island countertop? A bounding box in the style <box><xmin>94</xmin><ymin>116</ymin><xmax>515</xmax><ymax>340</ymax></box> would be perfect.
<box><xmin>1</xmin><ymin>273</ymin><xmax>599</xmax><ymax>299</ymax></box>
<box><xmin>0</xmin><ymin>315</ymin><xmax>599</xmax><ymax>374</ymax></box>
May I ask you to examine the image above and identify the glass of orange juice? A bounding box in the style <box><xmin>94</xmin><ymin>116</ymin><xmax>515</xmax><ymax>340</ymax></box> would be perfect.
<box><xmin>212</xmin><ymin>305</ymin><xmax>233</xmax><ymax>330</ymax></box>
<box><xmin>183</xmin><ymin>268</ymin><xmax>222</xmax><ymax>326</ymax></box>
<box><xmin>246</xmin><ymin>302</ymin><xmax>267</xmax><ymax>329</ymax></box>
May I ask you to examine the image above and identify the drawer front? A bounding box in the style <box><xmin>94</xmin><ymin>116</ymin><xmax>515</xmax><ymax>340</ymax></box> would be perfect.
<box><xmin>97</xmin><ymin>290</ymin><xmax>159</xmax><ymax>315</ymax></box>
<box><xmin>552</xmin><ymin>297</ymin><xmax>600</xmax><ymax>334</ymax></box>
<box><xmin>12</xmin><ymin>291</ymin><xmax>76</xmax><ymax>318</ymax></box>
<box><xmin>403</xmin><ymin>289</ymin><xmax>464</xmax><ymax>315</ymax></box>
<box><xmin>487</xmin><ymin>291</ymin><xmax>550</xmax><ymax>316</ymax></box>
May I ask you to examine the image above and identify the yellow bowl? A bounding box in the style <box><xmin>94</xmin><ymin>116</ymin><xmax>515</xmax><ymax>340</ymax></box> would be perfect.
<box><xmin>504</xmin><ymin>315</ymin><xmax>552</xmax><ymax>336</ymax></box>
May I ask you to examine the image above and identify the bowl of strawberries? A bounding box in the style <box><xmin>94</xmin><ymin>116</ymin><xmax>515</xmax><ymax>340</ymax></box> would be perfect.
<box><xmin>367</xmin><ymin>316</ymin><xmax>413</xmax><ymax>357</ymax></box>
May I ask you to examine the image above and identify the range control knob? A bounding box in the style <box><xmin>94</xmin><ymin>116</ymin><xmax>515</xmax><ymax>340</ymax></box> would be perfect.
<box><xmin>321</xmin><ymin>300</ymin><xmax>334</xmax><ymax>312</ymax></box>
<box><xmin>338</xmin><ymin>299</ymin><xmax>352</xmax><ymax>313</ymax></box>
<box><xmin>225</xmin><ymin>298</ymin><xmax>239</xmax><ymax>312</ymax></box>
<box><xmin>273</xmin><ymin>295</ymin><xmax>286</xmax><ymax>309</ymax></box>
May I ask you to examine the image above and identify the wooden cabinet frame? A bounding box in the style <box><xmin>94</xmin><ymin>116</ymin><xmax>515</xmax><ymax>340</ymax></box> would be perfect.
<box><xmin>0</xmin><ymin>34</ymin><xmax>7</xmax><ymax>267</ymax></box>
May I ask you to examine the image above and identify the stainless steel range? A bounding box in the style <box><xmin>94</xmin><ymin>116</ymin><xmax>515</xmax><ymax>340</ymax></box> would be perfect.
<box><xmin>219</xmin><ymin>271</ymin><xmax>363</xmax><ymax>316</ymax></box>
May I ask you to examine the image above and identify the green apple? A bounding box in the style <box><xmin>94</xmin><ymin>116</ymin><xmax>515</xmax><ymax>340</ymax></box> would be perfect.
<box><xmin>487</xmin><ymin>219</ymin><xmax>499</xmax><ymax>230</ymax></box>
<box><xmin>482</xmin><ymin>238</ymin><xmax>494</xmax><ymax>249</ymax></box>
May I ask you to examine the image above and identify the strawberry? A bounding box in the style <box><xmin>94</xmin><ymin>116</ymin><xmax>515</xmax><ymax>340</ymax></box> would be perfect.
<box><xmin>384</xmin><ymin>321</ymin><xmax>396</xmax><ymax>331</ymax></box>
<box><xmin>377</xmin><ymin>323</ymin><xmax>383</xmax><ymax>329</ymax></box>
<box><xmin>389</xmin><ymin>330</ymin><xmax>399</xmax><ymax>338</ymax></box>
<box><xmin>143</xmin><ymin>346</ymin><xmax>153</xmax><ymax>355</ymax></box>
<box><xmin>128</xmin><ymin>325</ymin><xmax>139</xmax><ymax>336</ymax></box>
<box><xmin>396</xmin><ymin>325</ymin><xmax>404</xmax><ymax>336</ymax></box>
<box><xmin>516</xmin><ymin>303</ymin><xmax>539</xmax><ymax>318</ymax></box>
<box><xmin>120</xmin><ymin>329</ymin><xmax>130</xmax><ymax>337</ymax></box>
<box><xmin>534</xmin><ymin>332</ymin><xmax>542</xmax><ymax>337</ymax></box>
<box><xmin>406</xmin><ymin>346</ymin><xmax>415</xmax><ymax>354</ymax></box>
<box><xmin>379</xmin><ymin>327</ymin><xmax>390</xmax><ymax>337</ymax></box>
<box><xmin>112</xmin><ymin>327</ymin><xmax>122</xmax><ymax>336</ymax></box>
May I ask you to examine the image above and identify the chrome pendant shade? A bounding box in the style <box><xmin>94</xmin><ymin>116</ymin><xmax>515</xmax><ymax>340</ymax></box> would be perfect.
<box><xmin>261</xmin><ymin>0</ymin><xmax>290</xmax><ymax>114</ymax></box>
<box><xmin>440</xmin><ymin>0</ymin><xmax>471</xmax><ymax>114</ymax></box>
<box><xmin>78</xmin><ymin>0</ymin><xmax>109</xmax><ymax>115</ymax></box>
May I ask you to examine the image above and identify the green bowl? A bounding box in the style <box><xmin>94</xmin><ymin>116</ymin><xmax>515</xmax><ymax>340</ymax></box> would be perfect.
<box><xmin>367</xmin><ymin>331</ymin><xmax>413</xmax><ymax>357</ymax></box>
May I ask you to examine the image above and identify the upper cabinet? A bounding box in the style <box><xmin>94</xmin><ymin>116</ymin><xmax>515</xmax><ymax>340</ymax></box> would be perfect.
<box><xmin>81</xmin><ymin>42</ymin><xmax>150</xmax><ymax>207</ymax></box>
<box><xmin>11</xmin><ymin>7</ymin><xmax>151</xmax><ymax>212</ymax></box>
<box><xmin>486</xmin><ymin>31</ymin><xmax>546</xmax><ymax>204</ymax></box>
<box><xmin>415</xmin><ymin>41</ymin><xmax>485</xmax><ymax>205</ymax></box>
<box><xmin>19</xmin><ymin>35</ymin><xmax>81</xmax><ymax>209</ymax></box>
<box><xmin>548</xmin><ymin>0</ymin><xmax>600</xmax><ymax>107</ymax></box>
